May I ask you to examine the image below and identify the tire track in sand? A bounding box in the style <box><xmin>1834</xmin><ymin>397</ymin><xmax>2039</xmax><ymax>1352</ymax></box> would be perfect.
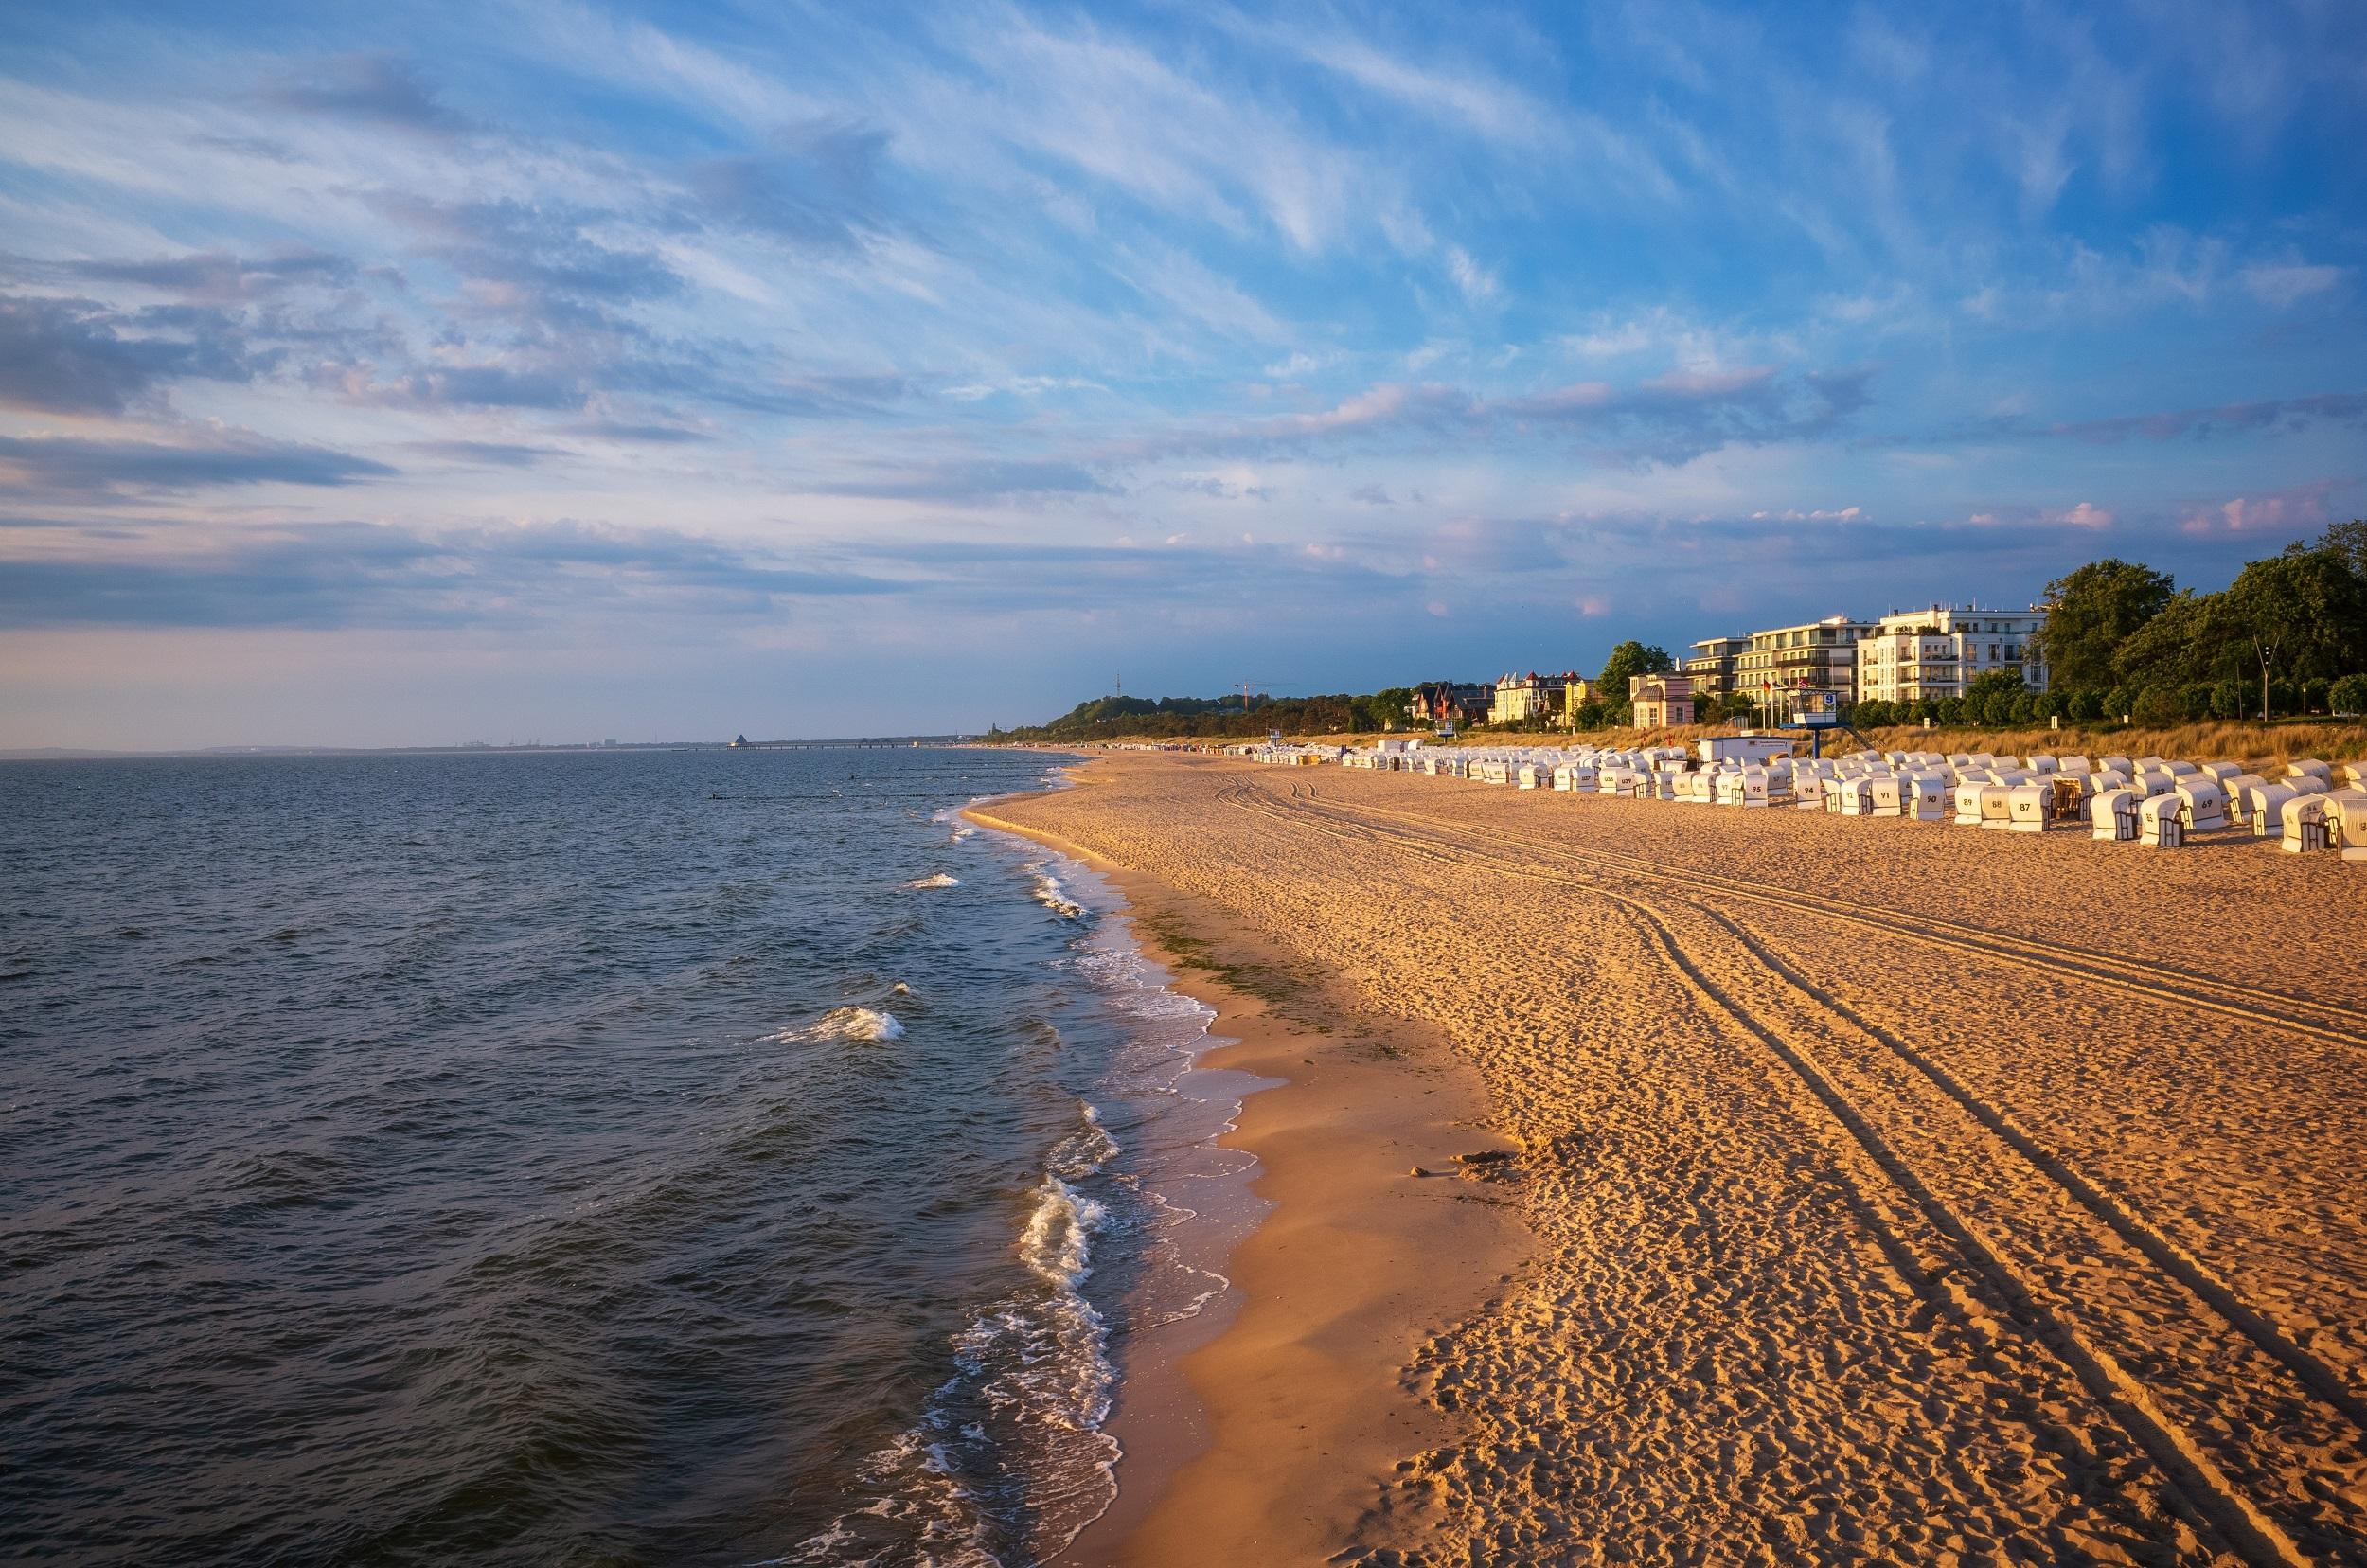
<box><xmin>1221</xmin><ymin>775</ymin><xmax>2366</xmax><ymax>1567</ymax></box>
<box><xmin>1291</xmin><ymin>780</ymin><xmax>2367</xmax><ymax>1053</ymax></box>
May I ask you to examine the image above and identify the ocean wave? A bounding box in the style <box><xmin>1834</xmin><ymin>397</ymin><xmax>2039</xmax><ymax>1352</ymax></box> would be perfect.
<box><xmin>1027</xmin><ymin>866</ymin><xmax>1083</xmax><ymax>919</ymax></box>
<box><xmin>905</xmin><ymin>873</ymin><xmax>959</xmax><ymax>889</ymax></box>
<box><xmin>791</xmin><ymin>1103</ymin><xmax>1122</xmax><ymax>1565</ymax></box>
<box><xmin>774</xmin><ymin>1007</ymin><xmax>905</xmax><ymax>1044</ymax></box>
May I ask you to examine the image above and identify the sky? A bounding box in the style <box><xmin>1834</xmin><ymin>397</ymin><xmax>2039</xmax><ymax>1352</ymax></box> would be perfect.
<box><xmin>2</xmin><ymin>1</ymin><xmax>2363</xmax><ymax>747</ymax></box>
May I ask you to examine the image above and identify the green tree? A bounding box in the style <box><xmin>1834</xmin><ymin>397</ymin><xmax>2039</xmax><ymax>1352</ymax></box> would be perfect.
<box><xmin>1595</xmin><ymin>640</ymin><xmax>1676</xmax><ymax>703</ymax></box>
<box><xmin>2219</xmin><ymin>546</ymin><xmax>2367</xmax><ymax>719</ymax></box>
<box><xmin>2069</xmin><ymin>689</ymin><xmax>2106</xmax><ymax>722</ymax></box>
<box><xmin>1354</xmin><ymin>687</ymin><xmax>1415</xmax><ymax>731</ymax></box>
<box><xmin>1963</xmin><ymin>668</ymin><xmax>2025</xmax><ymax>726</ymax></box>
<box><xmin>2321</xmin><ymin>520</ymin><xmax>2367</xmax><ymax>581</ymax></box>
<box><xmin>2112</xmin><ymin>591</ymin><xmax>2219</xmax><ymax>691</ymax></box>
<box><xmin>2035</xmin><ymin>559</ymin><xmax>2175</xmax><ymax>692</ymax></box>
<box><xmin>2332</xmin><ymin>673</ymin><xmax>2367</xmax><ymax>717</ymax></box>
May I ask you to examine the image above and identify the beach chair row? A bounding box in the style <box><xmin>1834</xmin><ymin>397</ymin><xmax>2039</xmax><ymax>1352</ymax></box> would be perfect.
<box><xmin>1291</xmin><ymin>740</ymin><xmax>2367</xmax><ymax>864</ymax></box>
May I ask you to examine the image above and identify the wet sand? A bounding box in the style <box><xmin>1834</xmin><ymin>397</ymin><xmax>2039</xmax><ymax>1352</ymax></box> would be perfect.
<box><xmin>979</xmin><ymin>752</ymin><xmax>2367</xmax><ymax>1568</ymax></box>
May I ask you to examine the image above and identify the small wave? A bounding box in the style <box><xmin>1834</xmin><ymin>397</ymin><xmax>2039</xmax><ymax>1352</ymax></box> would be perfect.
<box><xmin>792</xmin><ymin>1103</ymin><xmax>1122</xmax><ymax>1564</ymax></box>
<box><xmin>1028</xmin><ymin>866</ymin><xmax>1083</xmax><ymax>919</ymax></box>
<box><xmin>774</xmin><ymin>1007</ymin><xmax>905</xmax><ymax>1044</ymax></box>
<box><xmin>950</xmin><ymin>825</ymin><xmax>975</xmax><ymax>842</ymax></box>
<box><xmin>906</xmin><ymin>873</ymin><xmax>959</xmax><ymax>889</ymax></box>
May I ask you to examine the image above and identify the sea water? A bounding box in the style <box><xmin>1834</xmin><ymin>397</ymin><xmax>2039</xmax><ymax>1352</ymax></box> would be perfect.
<box><xmin>0</xmin><ymin>747</ymin><xmax>1241</xmax><ymax>1566</ymax></box>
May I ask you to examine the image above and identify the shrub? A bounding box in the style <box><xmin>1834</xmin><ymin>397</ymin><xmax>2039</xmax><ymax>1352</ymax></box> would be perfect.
<box><xmin>2039</xmin><ymin>689</ymin><xmax>2070</xmax><ymax>721</ymax></box>
<box><xmin>2131</xmin><ymin>686</ymin><xmax>2185</xmax><ymax>726</ymax></box>
<box><xmin>2105</xmin><ymin>686</ymin><xmax>2135</xmax><ymax>722</ymax></box>
<box><xmin>1855</xmin><ymin>699</ymin><xmax>1895</xmax><ymax>728</ymax></box>
<box><xmin>2332</xmin><ymin>673</ymin><xmax>2367</xmax><ymax>717</ymax></box>
<box><xmin>1937</xmin><ymin>696</ymin><xmax>1968</xmax><ymax>725</ymax></box>
<box><xmin>2009</xmin><ymin>691</ymin><xmax>2042</xmax><ymax>724</ymax></box>
<box><xmin>2069</xmin><ymin>688</ymin><xmax>2106</xmax><ymax>722</ymax></box>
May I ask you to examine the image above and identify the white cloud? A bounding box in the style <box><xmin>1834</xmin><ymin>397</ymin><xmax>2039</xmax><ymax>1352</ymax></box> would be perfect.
<box><xmin>2239</xmin><ymin>262</ymin><xmax>2343</xmax><ymax>308</ymax></box>
<box><xmin>1446</xmin><ymin>244</ymin><xmax>1499</xmax><ymax>304</ymax></box>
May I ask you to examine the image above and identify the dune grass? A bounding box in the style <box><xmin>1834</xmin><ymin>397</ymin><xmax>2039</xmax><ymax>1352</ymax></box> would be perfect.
<box><xmin>1202</xmin><ymin>718</ymin><xmax>2367</xmax><ymax>768</ymax></box>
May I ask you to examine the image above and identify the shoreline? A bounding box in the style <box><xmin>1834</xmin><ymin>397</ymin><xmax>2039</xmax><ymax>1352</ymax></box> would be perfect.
<box><xmin>981</xmin><ymin>750</ymin><xmax>2367</xmax><ymax>1565</ymax></box>
<box><xmin>965</xmin><ymin>775</ymin><xmax>1528</xmax><ymax>1566</ymax></box>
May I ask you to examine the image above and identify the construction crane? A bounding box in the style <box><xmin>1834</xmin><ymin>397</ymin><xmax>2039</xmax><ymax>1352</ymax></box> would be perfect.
<box><xmin>1234</xmin><ymin>678</ymin><xmax>1290</xmax><ymax>714</ymax></box>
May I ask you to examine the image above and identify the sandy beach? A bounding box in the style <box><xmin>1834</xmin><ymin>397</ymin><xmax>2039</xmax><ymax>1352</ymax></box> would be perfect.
<box><xmin>976</xmin><ymin>751</ymin><xmax>2367</xmax><ymax>1568</ymax></box>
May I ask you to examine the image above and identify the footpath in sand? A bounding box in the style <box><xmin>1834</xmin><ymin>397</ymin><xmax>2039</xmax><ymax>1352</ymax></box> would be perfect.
<box><xmin>989</xmin><ymin>752</ymin><xmax>2367</xmax><ymax>1568</ymax></box>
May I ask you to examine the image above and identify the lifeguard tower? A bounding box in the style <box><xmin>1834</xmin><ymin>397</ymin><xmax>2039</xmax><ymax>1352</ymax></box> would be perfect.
<box><xmin>1777</xmin><ymin>685</ymin><xmax>1864</xmax><ymax>757</ymax></box>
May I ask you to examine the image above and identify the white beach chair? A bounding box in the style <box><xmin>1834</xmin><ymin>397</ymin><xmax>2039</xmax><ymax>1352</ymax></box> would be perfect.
<box><xmin>2248</xmin><ymin>782</ymin><xmax>2299</xmax><ymax>837</ymax></box>
<box><xmin>2325</xmin><ymin>788</ymin><xmax>2367</xmax><ymax>862</ymax></box>
<box><xmin>2091</xmin><ymin>788</ymin><xmax>2139</xmax><ymax>842</ymax></box>
<box><xmin>2175</xmin><ymin>779</ymin><xmax>2230</xmax><ymax>832</ymax></box>
<box><xmin>2138</xmin><ymin>793</ymin><xmax>2185</xmax><ymax>848</ymax></box>
<box><xmin>2282</xmin><ymin>794</ymin><xmax>2332</xmax><ymax>854</ymax></box>
<box><xmin>1905</xmin><ymin>772</ymin><xmax>1950</xmax><ymax>821</ymax></box>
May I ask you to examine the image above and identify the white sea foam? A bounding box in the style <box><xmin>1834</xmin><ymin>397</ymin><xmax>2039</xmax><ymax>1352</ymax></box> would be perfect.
<box><xmin>775</xmin><ymin>1007</ymin><xmax>905</xmax><ymax>1044</ymax></box>
<box><xmin>792</xmin><ymin>1101</ymin><xmax>1123</xmax><ymax>1566</ymax></box>
<box><xmin>1027</xmin><ymin>865</ymin><xmax>1084</xmax><ymax>919</ymax></box>
<box><xmin>906</xmin><ymin>872</ymin><xmax>959</xmax><ymax>888</ymax></box>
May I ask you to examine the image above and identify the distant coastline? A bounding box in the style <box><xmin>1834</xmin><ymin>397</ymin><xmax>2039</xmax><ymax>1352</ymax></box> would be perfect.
<box><xmin>0</xmin><ymin>736</ymin><xmax>981</xmax><ymax>761</ymax></box>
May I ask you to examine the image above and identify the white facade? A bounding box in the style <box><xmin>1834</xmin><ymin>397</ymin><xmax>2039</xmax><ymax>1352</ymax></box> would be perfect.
<box><xmin>1732</xmin><ymin>615</ymin><xmax>1873</xmax><ymax>703</ymax></box>
<box><xmin>1856</xmin><ymin>605</ymin><xmax>2048</xmax><ymax>704</ymax></box>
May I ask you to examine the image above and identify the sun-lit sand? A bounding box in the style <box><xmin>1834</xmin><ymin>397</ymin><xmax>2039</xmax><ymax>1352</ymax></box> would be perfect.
<box><xmin>981</xmin><ymin>751</ymin><xmax>2367</xmax><ymax>1568</ymax></box>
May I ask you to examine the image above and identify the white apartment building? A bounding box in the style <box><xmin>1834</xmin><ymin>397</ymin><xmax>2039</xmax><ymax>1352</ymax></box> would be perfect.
<box><xmin>1731</xmin><ymin>615</ymin><xmax>1875</xmax><ymax>703</ymax></box>
<box><xmin>1855</xmin><ymin>604</ymin><xmax>2048</xmax><ymax>704</ymax></box>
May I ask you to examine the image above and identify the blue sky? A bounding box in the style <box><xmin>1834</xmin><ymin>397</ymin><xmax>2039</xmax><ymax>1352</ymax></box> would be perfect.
<box><xmin>2</xmin><ymin>0</ymin><xmax>2362</xmax><ymax>745</ymax></box>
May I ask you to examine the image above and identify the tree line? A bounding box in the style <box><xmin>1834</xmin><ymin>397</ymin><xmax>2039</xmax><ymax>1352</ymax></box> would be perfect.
<box><xmin>991</xmin><ymin>691</ymin><xmax>1410</xmax><ymax>740</ymax></box>
<box><xmin>1856</xmin><ymin>521</ymin><xmax>2367</xmax><ymax>728</ymax></box>
<box><xmin>995</xmin><ymin>522</ymin><xmax>2367</xmax><ymax>741</ymax></box>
